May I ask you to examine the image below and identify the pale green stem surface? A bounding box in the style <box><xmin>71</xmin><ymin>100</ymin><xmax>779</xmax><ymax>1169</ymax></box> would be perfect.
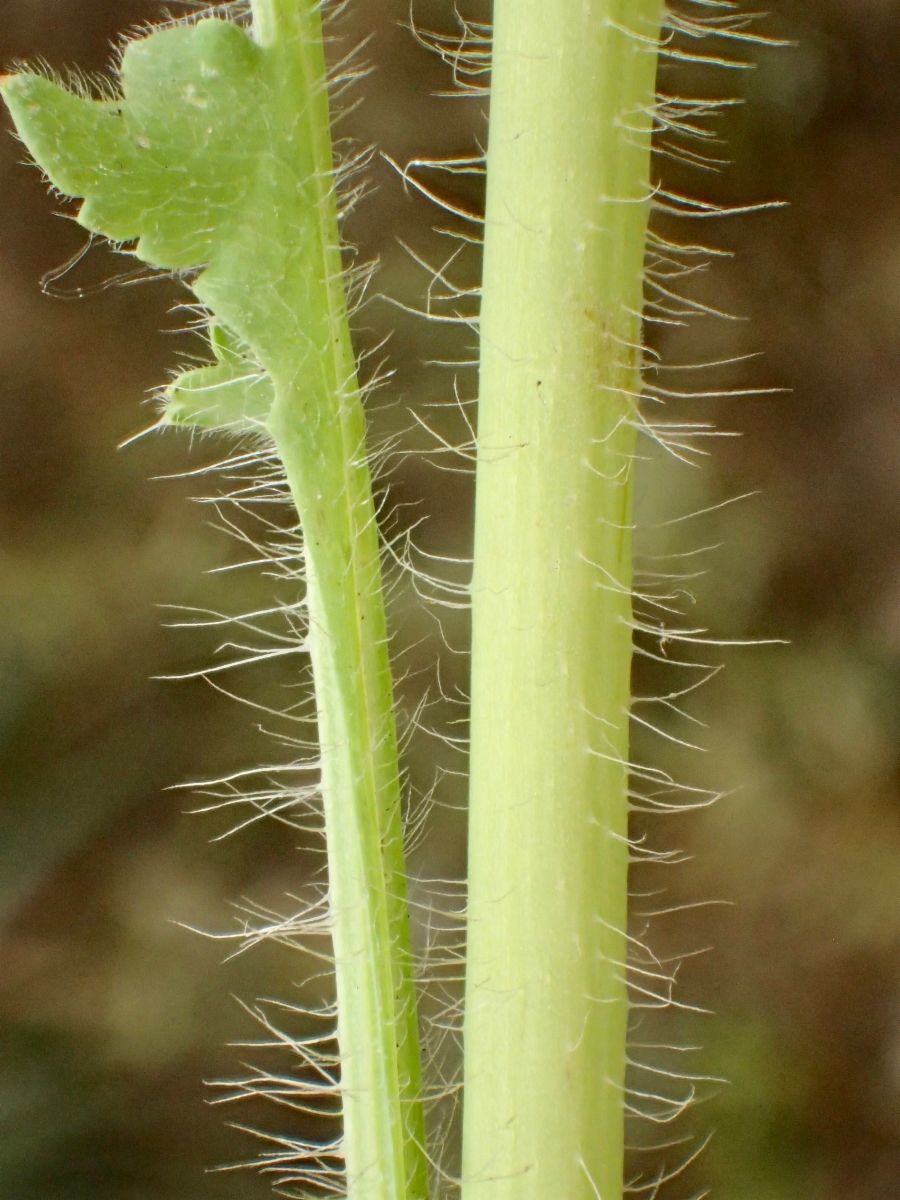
<box><xmin>462</xmin><ymin>5</ymin><xmax>663</xmax><ymax>1200</ymax></box>
<box><xmin>248</xmin><ymin>6</ymin><xmax>428</xmax><ymax>1199</ymax></box>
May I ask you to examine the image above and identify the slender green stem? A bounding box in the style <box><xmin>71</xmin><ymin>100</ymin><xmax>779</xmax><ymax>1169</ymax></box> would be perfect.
<box><xmin>1</xmin><ymin>2</ymin><xmax>429</xmax><ymax>1194</ymax></box>
<box><xmin>256</xmin><ymin>9</ymin><xmax>428</xmax><ymax>1200</ymax></box>
<box><xmin>461</xmin><ymin>5</ymin><xmax>662</xmax><ymax>1200</ymax></box>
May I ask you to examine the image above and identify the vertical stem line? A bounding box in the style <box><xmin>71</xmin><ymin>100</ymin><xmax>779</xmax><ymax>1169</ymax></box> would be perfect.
<box><xmin>462</xmin><ymin>5</ymin><xmax>662</xmax><ymax>1200</ymax></box>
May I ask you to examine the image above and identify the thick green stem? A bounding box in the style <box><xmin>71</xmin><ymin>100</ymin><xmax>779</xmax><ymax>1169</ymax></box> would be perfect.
<box><xmin>462</xmin><ymin>5</ymin><xmax>662</xmax><ymax>1200</ymax></box>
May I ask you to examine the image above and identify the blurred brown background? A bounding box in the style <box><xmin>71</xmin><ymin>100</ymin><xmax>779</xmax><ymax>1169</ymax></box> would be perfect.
<box><xmin>1</xmin><ymin>1</ymin><xmax>899</xmax><ymax>1197</ymax></box>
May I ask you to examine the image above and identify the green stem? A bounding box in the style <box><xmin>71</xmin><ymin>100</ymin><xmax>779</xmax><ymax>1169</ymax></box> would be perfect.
<box><xmin>249</xmin><ymin>0</ymin><xmax>301</xmax><ymax>46</ymax></box>
<box><xmin>1</xmin><ymin>3</ymin><xmax>429</xmax><ymax>1199</ymax></box>
<box><xmin>462</xmin><ymin>5</ymin><xmax>662</xmax><ymax>1200</ymax></box>
<box><xmin>252</xmin><ymin>6</ymin><xmax>428</xmax><ymax>1199</ymax></box>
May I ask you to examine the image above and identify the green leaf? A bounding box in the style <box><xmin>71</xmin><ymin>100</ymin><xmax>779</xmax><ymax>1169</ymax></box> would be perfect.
<box><xmin>164</xmin><ymin>324</ymin><xmax>274</xmax><ymax>430</ymax></box>
<box><xmin>3</xmin><ymin>11</ymin><xmax>430</xmax><ymax>1199</ymax></box>
<box><xmin>3</xmin><ymin>18</ymin><xmax>325</xmax><ymax>384</ymax></box>
<box><xmin>5</xmin><ymin>22</ymin><xmax>265</xmax><ymax>266</ymax></box>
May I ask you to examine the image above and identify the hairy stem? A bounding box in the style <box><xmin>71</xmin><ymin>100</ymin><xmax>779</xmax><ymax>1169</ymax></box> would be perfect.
<box><xmin>461</xmin><ymin>5</ymin><xmax>663</xmax><ymax>1200</ymax></box>
<box><xmin>256</xmin><ymin>8</ymin><xmax>428</xmax><ymax>1200</ymax></box>
<box><xmin>1</xmin><ymin>2</ymin><xmax>429</xmax><ymax>1193</ymax></box>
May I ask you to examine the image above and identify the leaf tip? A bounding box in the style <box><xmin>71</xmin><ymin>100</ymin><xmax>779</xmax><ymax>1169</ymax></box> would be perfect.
<box><xmin>0</xmin><ymin>72</ymin><xmax>25</xmax><ymax>101</ymax></box>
